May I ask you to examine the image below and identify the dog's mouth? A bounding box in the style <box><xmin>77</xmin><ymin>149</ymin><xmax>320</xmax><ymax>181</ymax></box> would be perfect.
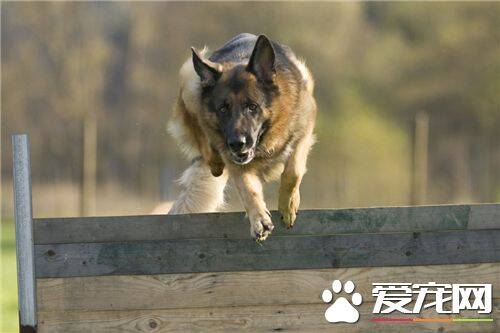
<box><xmin>230</xmin><ymin>149</ymin><xmax>255</xmax><ymax>165</ymax></box>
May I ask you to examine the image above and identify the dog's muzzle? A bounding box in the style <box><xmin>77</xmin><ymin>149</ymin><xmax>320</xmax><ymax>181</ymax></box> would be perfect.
<box><xmin>230</xmin><ymin>148</ymin><xmax>255</xmax><ymax>165</ymax></box>
<box><xmin>227</xmin><ymin>134</ymin><xmax>256</xmax><ymax>164</ymax></box>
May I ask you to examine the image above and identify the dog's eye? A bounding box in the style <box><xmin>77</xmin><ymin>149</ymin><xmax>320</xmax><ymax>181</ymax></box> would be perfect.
<box><xmin>218</xmin><ymin>104</ymin><xmax>228</xmax><ymax>113</ymax></box>
<box><xmin>247</xmin><ymin>103</ymin><xmax>258</xmax><ymax>111</ymax></box>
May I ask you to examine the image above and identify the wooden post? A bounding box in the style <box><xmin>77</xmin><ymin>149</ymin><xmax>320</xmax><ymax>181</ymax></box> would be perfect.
<box><xmin>12</xmin><ymin>134</ymin><xmax>37</xmax><ymax>333</ymax></box>
<box><xmin>412</xmin><ymin>111</ymin><xmax>429</xmax><ymax>205</ymax></box>
<box><xmin>81</xmin><ymin>110</ymin><xmax>97</xmax><ymax>216</ymax></box>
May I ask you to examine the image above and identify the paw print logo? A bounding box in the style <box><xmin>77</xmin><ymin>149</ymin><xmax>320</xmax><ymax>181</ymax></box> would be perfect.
<box><xmin>322</xmin><ymin>280</ymin><xmax>362</xmax><ymax>323</ymax></box>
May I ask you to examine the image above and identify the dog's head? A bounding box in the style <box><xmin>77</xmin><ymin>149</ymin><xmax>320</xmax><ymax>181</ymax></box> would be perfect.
<box><xmin>192</xmin><ymin>35</ymin><xmax>278</xmax><ymax>165</ymax></box>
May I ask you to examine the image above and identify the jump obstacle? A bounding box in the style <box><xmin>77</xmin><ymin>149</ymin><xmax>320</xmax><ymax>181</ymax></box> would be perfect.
<box><xmin>12</xmin><ymin>134</ymin><xmax>500</xmax><ymax>332</ymax></box>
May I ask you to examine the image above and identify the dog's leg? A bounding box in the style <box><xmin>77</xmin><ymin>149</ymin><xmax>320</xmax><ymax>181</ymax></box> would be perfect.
<box><xmin>169</xmin><ymin>158</ymin><xmax>228</xmax><ymax>214</ymax></box>
<box><xmin>279</xmin><ymin>131</ymin><xmax>315</xmax><ymax>228</ymax></box>
<box><xmin>229</xmin><ymin>167</ymin><xmax>274</xmax><ymax>241</ymax></box>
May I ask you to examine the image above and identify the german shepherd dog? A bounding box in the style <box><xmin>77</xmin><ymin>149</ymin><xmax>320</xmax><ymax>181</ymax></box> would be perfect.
<box><xmin>168</xmin><ymin>33</ymin><xmax>316</xmax><ymax>241</ymax></box>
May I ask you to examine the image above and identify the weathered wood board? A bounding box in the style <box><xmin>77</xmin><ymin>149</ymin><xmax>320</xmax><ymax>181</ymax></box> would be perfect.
<box><xmin>37</xmin><ymin>301</ymin><xmax>499</xmax><ymax>333</ymax></box>
<box><xmin>37</xmin><ymin>264</ymin><xmax>500</xmax><ymax>332</ymax></box>
<box><xmin>33</xmin><ymin>204</ymin><xmax>499</xmax><ymax>244</ymax></box>
<box><xmin>30</xmin><ymin>204</ymin><xmax>500</xmax><ymax>332</ymax></box>
<box><xmin>37</xmin><ymin>263</ymin><xmax>500</xmax><ymax>312</ymax></box>
<box><xmin>35</xmin><ymin>229</ymin><xmax>500</xmax><ymax>278</ymax></box>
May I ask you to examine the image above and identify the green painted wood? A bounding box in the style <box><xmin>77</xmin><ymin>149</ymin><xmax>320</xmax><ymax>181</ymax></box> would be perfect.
<box><xmin>33</xmin><ymin>204</ymin><xmax>499</xmax><ymax>244</ymax></box>
<box><xmin>34</xmin><ymin>228</ymin><xmax>500</xmax><ymax>278</ymax></box>
<box><xmin>470</xmin><ymin>204</ymin><xmax>500</xmax><ymax>229</ymax></box>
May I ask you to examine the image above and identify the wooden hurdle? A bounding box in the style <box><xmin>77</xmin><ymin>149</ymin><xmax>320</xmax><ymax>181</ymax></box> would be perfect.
<box><xmin>12</xmin><ymin>134</ymin><xmax>500</xmax><ymax>332</ymax></box>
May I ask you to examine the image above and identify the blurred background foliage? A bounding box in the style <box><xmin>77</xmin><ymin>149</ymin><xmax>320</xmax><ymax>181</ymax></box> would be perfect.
<box><xmin>1</xmin><ymin>1</ymin><xmax>499</xmax><ymax>219</ymax></box>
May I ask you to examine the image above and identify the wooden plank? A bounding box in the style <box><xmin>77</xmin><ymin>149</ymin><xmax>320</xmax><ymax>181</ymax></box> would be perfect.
<box><xmin>34</xmin><ymin>229</ymin><xmax>500</xmax><ymax>278</ymax></box>
<box><xmin>38</xmin><ymin>301</ymin><xmax>500</xmax><ymax>333</ymax></box>
<box><xmin>470</xmin><ymin>204</ymin><xmax>500</xmax><ymax>229</ymax></box>
<box><xmin>12</xmin><ymin>134</ymin><xmax>38</xmax><ymax>332</ymax></box>
<box><xmin>37</xmin><ymin>263</ymin><xmax>500</xmax><ymax>312</ymax></box>
<box><xmin>33</xmin><ymin>204</ymin><xmax>500</xmax><ymax>244</ymax></box>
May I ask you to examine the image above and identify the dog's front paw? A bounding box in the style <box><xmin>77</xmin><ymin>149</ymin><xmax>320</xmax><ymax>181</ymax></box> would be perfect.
<box><xmin>279</xmin><ymin>190</ymin><xmax>300</xmax><ymax>229</ymax></box>
<box><xmin>249</xmin><ymin>209</ymin><xmax>274</xmax><ymax>242</ymax></box>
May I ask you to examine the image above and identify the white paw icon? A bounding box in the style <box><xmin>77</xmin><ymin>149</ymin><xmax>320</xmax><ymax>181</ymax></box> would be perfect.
<box><xmin>322</xmin><ymin>280</ymin><xmax>362</xmax><ymax>323</ymax></box>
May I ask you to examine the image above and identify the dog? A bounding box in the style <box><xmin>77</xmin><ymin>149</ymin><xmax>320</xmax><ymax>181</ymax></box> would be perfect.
<box><xmin>168</xmin><ymin>33</ymin><xmax>316</xmax><ymax>241</ymax></box>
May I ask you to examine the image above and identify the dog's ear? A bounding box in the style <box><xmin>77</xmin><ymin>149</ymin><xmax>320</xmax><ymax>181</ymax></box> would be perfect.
<box><xmin>247</xmin><ymin>35</ymin><xmax>276</xmax><ymax>83</ymax></box>
<box><xmin>191</xmin><ymin>47</ymin><xmax>222</xmax><ymax>87</ymax></box>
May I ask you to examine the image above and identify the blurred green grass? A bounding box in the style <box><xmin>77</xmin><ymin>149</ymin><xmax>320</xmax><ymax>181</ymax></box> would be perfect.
<box><xmin>1</xmin><ymin>220</ymin><xmax>18</xmax><ymax>333</ymax></box>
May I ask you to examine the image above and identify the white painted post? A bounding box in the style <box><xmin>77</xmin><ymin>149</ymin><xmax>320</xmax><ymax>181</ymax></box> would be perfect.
<box><xmin>12</xmin><ymin>134</ymin><xmax>37</xmax><ymax>333</ymax></box>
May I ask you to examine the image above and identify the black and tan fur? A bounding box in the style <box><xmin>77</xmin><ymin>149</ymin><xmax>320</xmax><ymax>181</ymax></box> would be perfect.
<box><xmin>168</xmin><ymin>33</ymin><xmax>316</xmax><ymax>241</ymax></box>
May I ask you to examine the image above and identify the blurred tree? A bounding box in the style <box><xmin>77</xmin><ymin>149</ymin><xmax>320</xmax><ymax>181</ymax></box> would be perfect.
<box><xmin>1</xmin><ymin>2</ymin><xmax>499</xmax><ymax>217</ymax></box>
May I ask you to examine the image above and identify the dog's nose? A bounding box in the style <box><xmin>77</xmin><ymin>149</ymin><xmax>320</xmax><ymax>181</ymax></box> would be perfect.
<box><xmin>228</xmin><ymin>136</ymin><xmax>246</xmax><ymax>152</ymax></box>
